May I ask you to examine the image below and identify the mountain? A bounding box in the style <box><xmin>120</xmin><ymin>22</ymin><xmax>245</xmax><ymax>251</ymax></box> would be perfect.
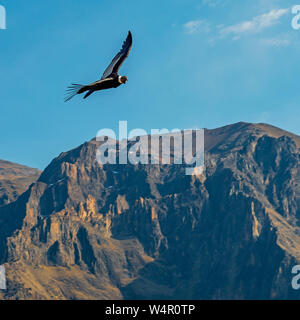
<box><xmin>0</xmin><ymin>160</ymin><xmax>41</xmax><ymax>207</ymax></box>
<box><xmin>0</xmin><ymin>122</ymin><xmax>299</xmax><ymax>300</ymax></box>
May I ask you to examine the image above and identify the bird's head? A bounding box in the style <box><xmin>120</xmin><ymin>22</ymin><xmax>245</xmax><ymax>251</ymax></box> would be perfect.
<box><xmin>120</xmin><ymin>76</ymin><xmax>128</xmax><ymax>84</ymax></box>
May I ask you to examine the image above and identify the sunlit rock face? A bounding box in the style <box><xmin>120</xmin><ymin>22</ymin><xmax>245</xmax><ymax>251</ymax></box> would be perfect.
<box><xmin>0</xmin><ymin>122</ymin><xmax>299</xmax><ymax>300</ymax></box>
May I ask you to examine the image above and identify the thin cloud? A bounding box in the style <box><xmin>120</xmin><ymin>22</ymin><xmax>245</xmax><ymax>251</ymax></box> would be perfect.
<box><xmin>220</xmin><ymin>8</ymin><xmax>289</xmax><ymax>39</ymax></box>
<box><xmin>183</xmin><ymin>20</ymin><xmax>210</xmax><ymax>34</ymax></box>
<box><xmin>201</xmin><ymin>0</ymin><xmax>220</xmax><ymax>7</ymax></box>
<box><xmin>259</xmin><ymin>37</ymin><xmax>291</xmax><ymax>47</ymax></box>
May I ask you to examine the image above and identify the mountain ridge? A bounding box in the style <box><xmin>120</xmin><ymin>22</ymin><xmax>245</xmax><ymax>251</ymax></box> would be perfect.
<box><xmin>0</xmin><ymin>159</ymin><xmax>41</xmax><ymax>207</ymax></box>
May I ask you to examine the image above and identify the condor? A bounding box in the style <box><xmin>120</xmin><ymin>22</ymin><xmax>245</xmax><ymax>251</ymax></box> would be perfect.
<box><xmin>65</xmin><ymin>31</ymin><xmax>132</xmax><ymax>102</ymax></box>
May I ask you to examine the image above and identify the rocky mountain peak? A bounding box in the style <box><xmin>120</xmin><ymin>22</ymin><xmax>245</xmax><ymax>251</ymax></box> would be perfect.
<box><xmin>0</xmin><ymin>122</ymin><xmax>299</xmax><ymax>300</ymax></box>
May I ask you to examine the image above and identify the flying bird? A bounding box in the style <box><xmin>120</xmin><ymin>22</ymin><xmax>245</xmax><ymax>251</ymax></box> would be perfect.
<box><xmin>65</xmin><ymin>31</ymin><xmax>133</xmax><ymax>102</ymax></box>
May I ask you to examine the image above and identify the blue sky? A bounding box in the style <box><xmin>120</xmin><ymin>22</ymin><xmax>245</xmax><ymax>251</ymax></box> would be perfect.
<box><xmin>0</xmin><ymin>0</ymin><xmax>299</xmax><ymax>169</ymax></box>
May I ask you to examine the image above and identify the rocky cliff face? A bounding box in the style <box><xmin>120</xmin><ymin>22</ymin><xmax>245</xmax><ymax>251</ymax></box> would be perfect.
<box><xmin>0</xmin><ymin>160</ymin><xmax>41</xmax><ymax>207</ymax></box>
<box><xmin>0</xmin><ymin>122</ymin><xmax>299</xmax><ymax>300</ymax></box>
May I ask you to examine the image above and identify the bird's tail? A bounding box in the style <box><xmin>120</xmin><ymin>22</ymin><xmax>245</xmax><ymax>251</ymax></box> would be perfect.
<box><xmin>64</xmin><ymin>84</ymin><xmax>86</xmax><ymax>102</ymax></box>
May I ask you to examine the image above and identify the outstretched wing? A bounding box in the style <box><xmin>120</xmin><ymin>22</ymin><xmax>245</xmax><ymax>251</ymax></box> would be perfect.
<box><xmin>101</xmin><ymin>31</ymin><xmax>132</xmax><ymax>80</ymax></box>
